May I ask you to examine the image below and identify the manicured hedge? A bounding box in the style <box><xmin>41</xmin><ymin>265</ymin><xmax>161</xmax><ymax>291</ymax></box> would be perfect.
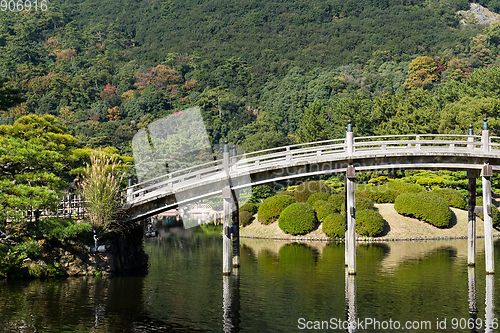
<box><xmin>307</xmin><ymin>192</ymin><xmax>331</xmax><ymax>206</ymax></box>
<box><xmin>355</xmin><ymin>209</ymin><xmax>385</xmax><ymax>237</ymax></box>
<box><xmin>239</xmin><ymin>211</ymin><xmax>254</xmax><ymax>227</ymax></box>
<box><xmin>431</xmin><ymin>188</ymin><xmax>467</xmax><ymax>209</ymax></box>
<box><xmin>394</xmin><ymin>191</ymin><xmax>451</xmax><ymax>227</ymax></box>
<box><xmin>313</xmin><ymin>200</ymin><xmax>337</xmax><ymax>222</ymax></box>
<box><xmin>276</xmin><ymin>191</ymin><xmax>295</xmax><ymax>197</ymax></box>
<box><xmin>322</xmin><ymin>214</ymin><xmax>345</xmax><ymax>239</ymax></box>
<box><xmin>240</xmin><ymin>202</ymin><xmax>258</xmax><ymax>215</ymax></box>
<box><xmin>257</xmin><ymin>195</ymin><xmax>295</xmax><ymax>225</ymax></box>
<box><xmin>340</xmin><ymin>197</ymin><xmax>375</xmax><ymax>215</ymax></box>
<box><xmin>278</xmin><ymin>203</ymin><xmax>317</xmax><ymax>235</ymax></box>
<box><xmin>357</xmin><ymin>181</ymin><xmax>424</xmax><ymax>203</ymax></box>
<box><xmin>328</xmin><ymin>193</ymin><xmax>344</xmax><ymax>213</ymax></box>
<box><xmin>476</xmin><ymin>198</ymin><xmax>500</xmax><ymax>227</ymax></box>
<box><xmin>294</xmin><ymin>181</ymin><xmax>330</xmax><ymax>203</ymax></box>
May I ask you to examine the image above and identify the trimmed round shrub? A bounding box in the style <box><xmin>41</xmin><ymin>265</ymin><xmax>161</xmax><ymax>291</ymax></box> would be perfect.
<box><xmin>313</xmin><ymin>200</ymin><xmax>337</xmax><ymax>222</ymax></box>
<box><xmin>307</xmin><ymin>192</ymin><xmax>331</xmax><ymax>206</ymax></box>
<box><xmin>240</xmin><ymin>202</ymin><xmax>258</xmax><ymax>215</ymax></box>
<box><xmin>476</xmin><ymin>198</ymin><xmax>500</xmax><ymax>227</ymax></box>
<box><xmin>278</xmin><ymin>203</ymin><xmax>317</xmax><ymax>235</ymax></box>
<box><xmin>431</xmin><ymin>188</ymin><xmax>466</xmax><ymax>209</ymax></box>
<box><xmin>258</xmin><ymin>195</ymin><xmax>295</xmax><ymax>225</ymax></box>
<box><xmin>239</xmin><ymin>211</ymin><xmax>254</xmax><ymax>227</ymax></box>
<box><xmin>322</xmin><ymin>214</ymin><xmax>345</xmax><ymax>239</ymax></box>
<box><xmin>276</xmin><ymin>191</ymin><xmax>295</xmax><ymax>197</ymax></box>
<box><xmin>394</xmin><ymin>191</ymin><xmax>451</xmax><ymax>227</ymax></box>
<box><xmin>355</xmin><ymin>210</ymin><xmax>385</xmax><ymax>237</ymax></box>
<box><xmin>388</xmin><ymin>181</ymin><xmax>425</xmax><ymax>194</ymax></box>
<box><xmin>341</xmin><ymin>197</ymin><xmax>375</xmax><ymax>215</ymax></box>
<box><xmin>294</xmin><ymin>181</ymin><xmax>330</xmax><ymax>203</ymax></box>
<box><xmin>328</xmin><ymin>193</ymin><xmax>344</xmax><ymax>213</ymax></box>
<box><xmin>357</xmin><ymin>181</ymin><xmax>424</xmax><ymax>203</ymax></box>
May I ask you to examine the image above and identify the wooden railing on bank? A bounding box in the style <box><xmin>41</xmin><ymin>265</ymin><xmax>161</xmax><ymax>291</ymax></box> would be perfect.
<box><xmin>24</xmin><ymin>194</ymin><xmax>87</xmax><ymax>222</ymax></box>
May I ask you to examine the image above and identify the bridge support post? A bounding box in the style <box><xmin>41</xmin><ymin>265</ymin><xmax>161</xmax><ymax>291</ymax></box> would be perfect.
<box><xmin>468</xmin><ymin>170</ymin><xmax>478</xmax><ymax>266</ymax></box>
<box><xmin>230</xmin><ymin>147</ymin><xmax>240</xmax><ymax>268</ymax></box>
<box><xmin>344</xmin><ymin>174</ymin><xmax>348</xmax><ymax>267</ymax></box>
<box><xmin>222</xmin><ymin>186</ymin><xmax>232</xmax><ymax>275</ymax></box>
<box><xmin>231</xmin><ymin>198</ymin><xmax>240</xmax><ymax>268</ymax></box>
<box><xmin>482</xmin><ymin>163</ymin><xmax>494</xmax><ymax>274</ymax></box>
<box><xmin>346</xmin><ymin>165</ymin><xmax>356</xmax><ymax>275</ymax></box>
<box><xmin>482</xmin><ymin>118</ymin><xmax>490</xmax><ymax>153</ymax></box>
<box><xmin>127</xmin><ymin>175</ymin><xmax>134</xmax><ymax>202</ymax></box>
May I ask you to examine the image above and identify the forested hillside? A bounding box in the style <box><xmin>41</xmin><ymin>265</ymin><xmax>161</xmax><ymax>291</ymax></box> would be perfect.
<box><xmin>1</xmin><ymin>0</ymin><xmax>500</xmax><ymax>156</ymax></box>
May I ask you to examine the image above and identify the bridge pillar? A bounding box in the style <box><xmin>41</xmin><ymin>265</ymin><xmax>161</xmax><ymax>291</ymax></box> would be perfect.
<box><xmin>231</xmin><ymin>198</ymin><xmax>240</xmax><ymax>268</ymax></box>
<box><xmin>222</xmin><ymin>186</ymin><xmax>232</xmax><ymax>275</ymax></box>
<box><xmin>482</xmin><ymin>118</ymin><xmax>490</xmax><ymax>153</ymax></box>
<box><xmin>346</xmin><ymin>165</ymin><xmax>356</xmax><ymax>275</ymax></box>
<box><xmin>346</xmin><ymin>120</ymin><xmax>353</xmax><ymax>155</ymax></box>
<box><xmin>468</xmin><ymin>170</ymin><xmax>479</xmax><ymax>266</ymax></box>
<box><xmin>127</xmin><ymin>175</ymin><xmax>134</xmax><ymax>202</ymax></box>
<box><xmin>230</xmin><ymin>147</ymin><xmax>240</xmax><ymax>268</ymax></box>
<box><xmin>482</xmin><ymin>163</ymin><xmax>494</xmax><ymax>274</ymax></box>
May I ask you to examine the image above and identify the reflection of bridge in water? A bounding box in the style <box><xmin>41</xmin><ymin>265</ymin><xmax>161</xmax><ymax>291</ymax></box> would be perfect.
<box><xmin>123</xmin><ymin>119</ymin><xmax>500</xmax><ymax>275</ymax></box>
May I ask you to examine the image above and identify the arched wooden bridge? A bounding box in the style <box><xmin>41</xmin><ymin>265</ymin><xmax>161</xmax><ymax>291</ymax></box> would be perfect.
<box><xmin>122</xmin><ymin>120</ymin><xmax>500</xmax><ymax>275</ymax></box>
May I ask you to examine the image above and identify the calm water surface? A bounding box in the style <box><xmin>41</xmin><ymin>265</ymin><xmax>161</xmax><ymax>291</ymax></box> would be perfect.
<box><xmin>1</xmin><ymin>226</ymin><xmax>500</xmax><ymax>332</ymax></box>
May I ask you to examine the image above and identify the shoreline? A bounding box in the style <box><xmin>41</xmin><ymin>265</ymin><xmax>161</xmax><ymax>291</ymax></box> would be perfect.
<box><xmin>239</xmin><ymin>203</ymin><xmax>500</xmax><ymax>243</ymax></box>
<box><xmin>240</xmin><ymin>234</ymin><xmax>500</xmax><ymax>243</ymax></box>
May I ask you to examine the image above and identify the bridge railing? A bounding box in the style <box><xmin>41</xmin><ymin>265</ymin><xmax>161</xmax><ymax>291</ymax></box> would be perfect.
<box><xmin>123</xmin><ymin>131</ymin><xmax>498</xmax><ymax>203</ymax></box>
<box><xmin>123</xmin><ymin>159</ymin><xmax>225</xmax><ymax>201</ymax></box>
<box><xmin>489</xmin><ymin>136</ymin><xmax>500</xmax><ymax>151</ymax></box>
<box><xmin>232</xmin><ymin>138</ymin><xmax>346</xmax><ymax>171</ymax></box>
<box><xmin>354</xmin><ymin>134</ymin><xmax>483</xmax><ymax>153</ymax></box>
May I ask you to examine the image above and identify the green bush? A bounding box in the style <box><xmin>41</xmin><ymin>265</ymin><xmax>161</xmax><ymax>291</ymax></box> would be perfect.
<box><xmin>294</xmin><ymin>181</ymin><xmax>330</xmax><ymax>203</ymax></box>
<box><xmin>240</xmin><ymin>202</ymin><xmax>258</xmax><ymax>215</ymax></box>
<box><xmin>476</xmin><ymin>198</ymin><xmax>500</xmax><ymax>227</ymax></box>
<box><xmin>313</xmin><ymin>200</ymin><xmax>337</xmax><ymax>222</ymax></box>
<box><xmin>322</xmin><ymin>214</ymin><xmax>345</xmax><ymax>239</ymax></box>
<box><xmin>357</xmin><ymin>181</ymin><xmax>424</xmax><ymax>203</ymax></box>
<box><xmin>37</xmin><ymin>218</ymin><xmax>91</xmax><ymax>239</ymax></box>
<box><xmin>258</xmin><ymin>195</ymin><xmax>295</xmax><ymax>225</ymax></box>
<box><xmin>328</xmin><ymin>193</ymin><xmax>344</xmax><ymax>212</ymax></box>
<box><xmin>278</xmin><ymin>203</ymin><xmax>317</xmax><ymax>235</ymax></box>
<box><xmin>307</xmin><ymin>192</ymin><xmax>331</xmax><ymax>206</ymax></box>
<box><xmin>340</xmin><ymin>197</ymin><xmax>375</xmax><ymax>215</ymax></box>
<box><xmin>394</xmin><ymin>192</ymin><xmax>451</xmax><ymax>227</ymax></box>
<box><xmin>276</xmin><ymin>191</ymin><xmax>295</xmax><ymax>197</ymax></box>
<box><xmin>355</xmin><ymin>210</ymin><xmax>385</xmax><ymax>237</ymax></box>
<box><xmin>239</xmin><ymin>211</ymin><xmax>254</xmax><ymax>227</ymax></box>
<box><xmin>357</xmin><ymin>186</ymin><xmax>399</xmax><ymax>203</ymax></box>
<box><xmin>431</xmin><ymin>188</ymin><xmax>467</xmax><ymax>209</ymax></box>
<box><xmin>388</xmin><ymin>181</ymin><xmax>425</xmax><ymax>194</ymax></box>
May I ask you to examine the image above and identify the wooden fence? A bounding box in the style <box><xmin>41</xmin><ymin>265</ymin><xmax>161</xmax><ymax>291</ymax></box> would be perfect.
<box><xmin>24</xmin><ymin>194</ymin><xmax>87</xmax><ymax>222</ymax></box>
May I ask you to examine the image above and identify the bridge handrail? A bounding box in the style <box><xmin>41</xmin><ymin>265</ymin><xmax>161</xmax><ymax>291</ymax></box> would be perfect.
<box><xmin>125</xmin><ymin>162</ymin><xmax>224</xmax><ymax>197</ymax></box>
<box><xmin>354</xmin><ymin>134</ymin><xmax>482</xmax><ymax>141</ymax></box>
<box><xmin>124</xmin><ymin>133</ymin><xmax>494</xmax><ymax>199</ymax></box>
<box><xmin>355</xmin><ymin>139</ymin><xmax>480</xmax><ymax>147</ymax></box>
<box><xmin>232</xmin><ymin>138</ymin><xmax>346</xmax><ymax>160</ymax></box>
<box><xmin>234</xmin><ymin>142</ymin><xmax>346</xmax><ymax>165</ymax></box>
<box><xmin>125</xmin><ymin>159</ymin><xmax>223</xmax><ymax>192</ymax></box>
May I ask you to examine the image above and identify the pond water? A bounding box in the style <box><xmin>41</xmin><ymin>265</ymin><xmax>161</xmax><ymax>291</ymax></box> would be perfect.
<box><xmin>1</xmin><ymin>226</ymin><xmax>500</xmax><ymax>332</ymax></box>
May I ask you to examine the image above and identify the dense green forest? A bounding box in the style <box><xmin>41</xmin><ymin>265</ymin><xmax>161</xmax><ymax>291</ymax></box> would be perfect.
<box><xmin>2</xmin><ymin>0</ymin><xmax>500</xmax><ymax>157</ymax></box>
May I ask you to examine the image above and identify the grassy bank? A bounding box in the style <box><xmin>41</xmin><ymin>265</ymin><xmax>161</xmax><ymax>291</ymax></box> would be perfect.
<box><xmin>240</xmin><ymin>203</ymin><xmax>500</xmax><ymax>241</ymax></box>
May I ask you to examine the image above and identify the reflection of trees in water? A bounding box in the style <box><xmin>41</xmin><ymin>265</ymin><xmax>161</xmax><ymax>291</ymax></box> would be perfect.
<box><xmin>0</xmin><ymin>277</ymin><xmax>145</xmax><ymax>332</ymax></box>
